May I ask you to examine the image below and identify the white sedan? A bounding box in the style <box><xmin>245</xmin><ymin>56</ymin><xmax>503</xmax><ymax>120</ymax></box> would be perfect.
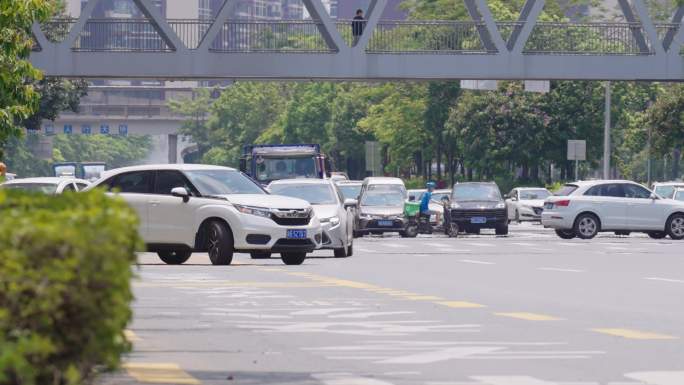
<box><xmin>505</xmin><ymin>187</ymin><xmax>551</xmax><ymax>222</ymax></box>
<box><xmin>542</xmin><ymin>180</ymin><xmax>684</xmax><ymax>240</ymax></box>
<box><xmin>0</xmin><ymin>177</ymin><xmax>90</xmax><ymax>194</ymax></box>
<box><xmin>269</xmin><ymin>179</ymin><xmax>356</xmax><ymax>258</ymax></box>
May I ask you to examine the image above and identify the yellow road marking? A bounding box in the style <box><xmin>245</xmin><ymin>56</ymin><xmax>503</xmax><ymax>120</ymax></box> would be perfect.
<box><xmin>592</xmin><ymin>328</ymin><xmax>678</xmax><ymax>340</ymax></box>
<box><xmin>123</xmin><ymin>363</ymin><xmax>200</xmax><ymax>385</ymax></box>
<box><xmin>495</xmin><ymin>312</ymin><xmax>562</xmax><ymax>321</ymax></box>
<box><xmin>124</xmin><ymin>329</ymin><xmax>140</xmax><ymax>343</ymax></box>
<box><xmin>436</xmin><ymin>301</ymin><xmax>487</xmax><ymax>308</ymax></box>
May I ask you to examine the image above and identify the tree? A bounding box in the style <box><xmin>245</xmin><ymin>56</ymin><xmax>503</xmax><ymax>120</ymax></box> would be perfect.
<box><xmin>168</xmin><ymin>88</ymin><xmax>214</xmax><ymax>160</ymax></box>
<box><xmin>0</xmin><ymin>0</ymin><xmax>53</xmax><ymax>159</ymax></box>
<box><xmin>644</xmin><ymin>84</ymin><xmax>684</xmax><ymax>179</ymax></box>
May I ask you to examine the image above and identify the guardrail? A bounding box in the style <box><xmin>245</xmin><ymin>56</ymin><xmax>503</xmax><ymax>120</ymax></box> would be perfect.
<box><xmin>36</xmin><ymin>18</ymin><xmax>682</xmax><ymax>55</ymax></box>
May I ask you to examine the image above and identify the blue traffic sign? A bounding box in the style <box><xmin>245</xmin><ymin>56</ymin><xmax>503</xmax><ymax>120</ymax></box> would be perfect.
<box><xmin>81</xmin><ymin>125</ymin><xmax>92</xmax><ymax>134</ymax></box>
<box><xmin>100</xmin><ymin>124</ymin><xmax>110</xmax><ymax>134</ymax></box>
<box><xmin>118</xmin><ymin>124</ymin><xmax>128</xmax><ymax>136</ymax></box>
<box><xmin>64</xmin><ymin>124</ymin><xmax>73</xmax><ymax>134</ymax></box>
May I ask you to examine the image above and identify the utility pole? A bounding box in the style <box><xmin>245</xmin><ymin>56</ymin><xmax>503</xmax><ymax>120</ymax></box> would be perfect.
<box><xmin>603</xmin><ymin>81</ymin><xmax>612</xmax><ymax>180</ymax></box>
<box><xmin>647</xmin><ymin>124</ymin><xmax>652</xmax><ymax>186</ymax></box>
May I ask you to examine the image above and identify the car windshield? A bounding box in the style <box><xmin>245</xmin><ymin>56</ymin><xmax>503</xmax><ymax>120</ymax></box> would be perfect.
<box><xmin>0</xmin><ymin>183</ymin><xmax>59</xmax><ymax>194</ymax></box>
<box><xmin>255</xmin><ymin>156</ymin><xmax>317</xmax><ymax>182</ymax></box>
<box><xmin>519</xmin><ymin>189</ymin><xmax>551</xmax><ymax>200</ymax></box>
<box><xmin>555</xmin><ymin>184</ymin><xmax>579</xmax><ymax>196</ymax></box>
<box><xmin>361</xmin><ymin>185</ymin><xmax>406</xmax><ymax>207</ymax></box>
<box><xmin>269</xmin><ymin>184</ymin><xmax>337</xmax><ymax>205</ymax></box>
<box><xmin>184</xmin><ymin>170</ymin><xmax>265</xmax><ymax>196</ymax></box>
<box><xmin>654</xmin><ymin>185</ymin><xmax>679</xmax><ymax>199</ymax></box>
<box><xmin>452</xmin><ymin>184</ymin><xmax>501</xmax><ymax>201</ymax></box>
<box><xmin>674</xmin><ymin>190</ymin><xmax>684</xmax><ymax>201</ymax></box>
<box><xmin>338</xmin><ymin>185</ymin><xmax>361</xmax><ymax>200</ymax></box>
<box><xmin>54</xmin><ymin>165</ymin><xmax>76</xmax><ymax>177</ymax></box>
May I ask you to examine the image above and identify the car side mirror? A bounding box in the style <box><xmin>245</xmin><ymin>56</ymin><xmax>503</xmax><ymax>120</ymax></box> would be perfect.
<box><xmin>344</xmin><ymin>198</ymin><xmax>358</xmax><ymax>209</ymax></box>
<box><xmin>650</xmin><ymin>193</ymin><xmax>659</xmax><ymax>200</ymax></box>
<box><xmin>171</xmin><ymin>187</ymin><xmax>190</xmax><ymax>203</ymax></box>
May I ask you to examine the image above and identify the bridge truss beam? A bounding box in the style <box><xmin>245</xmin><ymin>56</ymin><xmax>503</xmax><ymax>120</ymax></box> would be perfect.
<box><xmin>29</xmin><ymin>0</ymin><xmax>684</xmax><ymax>81</ymax></box>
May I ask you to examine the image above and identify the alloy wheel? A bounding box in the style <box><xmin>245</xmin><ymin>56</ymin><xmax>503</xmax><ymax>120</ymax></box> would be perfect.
<box><xmin>670</xmin><ymin>217</ymin><xmax>684</xmax><ymax>238</ymax></box>
<box><xmin>578</xmin><ymin>217</ymin><xmax>597</xmax><ymax>238</ymax></box>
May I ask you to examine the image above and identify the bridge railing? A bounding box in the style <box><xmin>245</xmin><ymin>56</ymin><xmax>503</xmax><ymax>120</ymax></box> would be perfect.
<box><xmin>37</xmin><ymin>18</ymin><xmax>682</xmax><ymax>55</ymax></box>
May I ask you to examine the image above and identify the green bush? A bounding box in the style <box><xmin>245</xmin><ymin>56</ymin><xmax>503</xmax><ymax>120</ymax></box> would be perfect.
<box><xmin>0</xmin><ymin>189</ymin><xmax>142</xmax><ymax>385</ymax></box>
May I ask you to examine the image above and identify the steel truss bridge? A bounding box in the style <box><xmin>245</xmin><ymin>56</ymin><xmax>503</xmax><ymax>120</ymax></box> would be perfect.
<box><xmin>29</xmin><ymin>0</ymin><xmax>684</xmax><ymax>81</ymax></box>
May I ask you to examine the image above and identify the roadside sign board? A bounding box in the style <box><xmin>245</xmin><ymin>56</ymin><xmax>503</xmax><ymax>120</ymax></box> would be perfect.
<box><xmin>567</xmin><ymin>140</ymin><xmax>587</xmax><ymax>161</ymax></box>
<box><xmin>524</xmin><ymin>80</ymin><xmax>550</xmax><ymax>93</ymax></box>
<box><xmin>460</xmin><ymin>80</ymin><xmax>498</xmax><ymax>91</ymax></box>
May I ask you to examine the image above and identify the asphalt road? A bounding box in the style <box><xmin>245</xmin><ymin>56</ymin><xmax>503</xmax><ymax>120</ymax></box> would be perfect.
<box><xmin>101</xmin><ymin>224</ymin><xmax>684</xmax><ymax>385</ymax></box>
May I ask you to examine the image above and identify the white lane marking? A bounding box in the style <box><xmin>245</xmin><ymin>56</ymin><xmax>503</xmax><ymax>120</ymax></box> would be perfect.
<box><xmin>465</xmin><ymin>242</ymin><xmax>494</xmax><ymax>247</ymax></box>
<box><xmin>377</xmin><ymin>346</ymin><xmax>503</xmax><ymax>364</ymax></box>
<box><xmin>291</xmin><ymin>308</ymin><xmax>365</xmax><ymax>316</ymax></box>
<box><xmin>383</xmin><ymin>371</ymin><xmax>421</xmax><ymax>376</ymax></box>
<box><xmin>625</xmin><ymin>371</ymin><xmax>684</xmax><ymax>385</ymax></box>
<box><xmin>313</xmin><ymin>373</ymin><xmax>396</xmax><ymax>385</ymax></box>
<box><xmin>470</xmin><ymin>376</ymin><xmax>557</xmax><ymax>385</ymax></box>
<box><xmin>415</xmin><ymin>254</ymin><xmax>430</xmax><ymax>257</ymax></box>
<box><xmin>538</xmin><ymin>267</ymin><xmax>584</xmax><ymax>273</ymax></box>
<box><xmin>558</xmin><ymin>242</ymin><xmax>577</xmax><ymax>247</ymax></box>
<box><xmin>644</xmin><ymin>277</ymin><xmax>684</xmax><ymax>284</ymax></box>
<box><xmin>460</xmin><ymin>259</ymin><xmax>495</xmax><ymax>265</ymax></box>
<box><xmin>430</xmin><ymin>242</ymin><xmax>452</xmax><ymax>248</ymax></box>
<box><xmin>384</xmin><ymin>244</ymin><xmax>405</xmax><ymax>249</ymax></box>
<box><xmin>329</xmin><ymin>311</ymin><xmax>415</xmax><ymax>319</ymax></box>
<box><xmin>511</xmin><ymin>242</ymin><xmax>535</xmax><ymax>247</ymax></box>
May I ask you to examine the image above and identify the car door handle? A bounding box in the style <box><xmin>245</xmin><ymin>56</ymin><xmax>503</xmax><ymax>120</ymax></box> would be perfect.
<box><xmin>149</xmin><ymin>200</ymin><xmax>160</xmax><ymax>206</ymax></box>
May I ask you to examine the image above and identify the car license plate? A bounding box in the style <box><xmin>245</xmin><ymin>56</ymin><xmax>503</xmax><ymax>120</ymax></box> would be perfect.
<box><xmin>470</xmin><ymin>217</ymin><xmax>486</xmax><ymax>224</ymax></box>
<box><xmin>286</xmin><ymin>229</ymin><xmax>307</xmax><ymax>239</ymax></box>
<box><xmin>378</xmin><ymin>220</ymin><xmax>393</xmax><ymax>227</ymax></box>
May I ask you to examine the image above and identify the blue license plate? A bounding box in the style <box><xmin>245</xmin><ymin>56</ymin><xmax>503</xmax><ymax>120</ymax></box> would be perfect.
<box><xmin>378</xmin><ymin>220</ymin><xmax>394</xmax><ymax>227</ymax></box>
<box><xmin>287</xmin><ymin>229</ymin><xmax>307</xmax><ymax>239</ymax></box>
<box><xmin>470</xmin><ymin>217</ymin><xmax>486</xmax><ymax>224</ymax></box>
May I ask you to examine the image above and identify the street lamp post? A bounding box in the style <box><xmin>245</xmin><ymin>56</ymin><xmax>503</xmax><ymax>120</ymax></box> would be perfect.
<box><xmin>603</xmin><ymin>81</ymin><xmax>611</xmax><ymax>180</ymax></box>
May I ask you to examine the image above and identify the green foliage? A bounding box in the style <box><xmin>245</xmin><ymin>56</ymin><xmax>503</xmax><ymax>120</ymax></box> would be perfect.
<box><xmin>0</xmin><ymin>0</ymin><xmax>54</xmax><ymax>158</ymax></box>
<box><xmin>4</xmin><ymin>134</ymin><xmax>153</xmax><ymax>178</ymax></box>
<box><xmin>0</xmin><ymin>189</ymin><xmax>142</xmax><ymax>385</ymax></box>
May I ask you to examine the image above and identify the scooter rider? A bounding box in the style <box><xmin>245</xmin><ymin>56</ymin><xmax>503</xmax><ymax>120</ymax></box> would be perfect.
<box><xmin>419</xmin><ymin>182</ymin><xmax>436</xmax><ymax>233</ymax></box>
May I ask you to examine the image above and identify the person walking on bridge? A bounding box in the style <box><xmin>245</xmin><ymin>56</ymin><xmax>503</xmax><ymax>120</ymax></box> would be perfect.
<box><xmin>352</xmin><ymin>9</ymin><xmax>365</xmax><ymax>46</ymax></box>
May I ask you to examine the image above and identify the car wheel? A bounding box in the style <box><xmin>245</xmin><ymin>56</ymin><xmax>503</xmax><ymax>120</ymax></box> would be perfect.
<box><xmin>206</xmin><ymin>221</ymin><xmax>234</xmax><ymax>265</ymax></box>
<box><xmin>574</xmin><ymin>213</ymin><xmax>600</xmax><ymax>240</ymax></box>
<box><xmin>250</xmin><ymin>252</ymin><xmax>271</xmax><ymax>259</ymax></box>
<box><xmin>555</xmin><ymin>229</ymin><xmax>576</xmax><ymax>239</ymax></box>
<box><xmin>157</xmin><ymin>250</ymin><xmax>192</xmax><ymax>265</ymax></box>
<box><xmin>647</xmin><ymin>231</ymin><xmax>667</xmax><ymax>239</ymax></box>
<box><xmin>666</xmin><ymin>213</ymin><xmax>684</xmax><ymax>240</ymax></box>
<box><xmin>347</xmin><ymin>243</ymin><xmax>353</xmax><ymax>257</ymax></box>
<box><xmin>281</xmin><ymin>252</ymin><xmax>306</xmax><ymax>265</ymax></box>
<box><xmin>495</xmin><ymin>223</ymin><xmax>508</xmax><ymax>236</ymax></box>
<box><xmin>334</xmin><ymin>247</ymin><xmax>347</xmax><ymax>258</ymax></box>
<box><xmin>447</xmin><ymin>222</ymin><xmax>459</xmax><ymax>238</ymax></box>
<box><xmin>401</xmin><ymin>225</ymin><xmax>418</xmax><ymax>238</ymax></box>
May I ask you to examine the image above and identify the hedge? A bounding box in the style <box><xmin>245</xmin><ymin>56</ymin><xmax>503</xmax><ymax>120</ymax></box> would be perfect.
<box><xmin>0</xmin><ymin>189</ymin><xmax>142</xmax><ymax>385</ymax></box>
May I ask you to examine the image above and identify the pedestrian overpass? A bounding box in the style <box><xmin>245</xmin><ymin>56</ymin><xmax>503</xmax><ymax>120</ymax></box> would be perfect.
<box><xmin>29</xmin><ymin>0</ymin><xmax>684</xmax><ymax>81</ymax></box>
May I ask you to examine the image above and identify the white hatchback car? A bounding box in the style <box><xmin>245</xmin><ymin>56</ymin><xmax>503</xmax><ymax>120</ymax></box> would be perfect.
<box><xmin>0</xmin><ymin>177</ymin><xmax>90</xmax><ymax>194</ymax></box>
<box><xmin>269</xmin><ymin>179</ymin><xmax>356</xmax><ymax>258</ymax></box>
<box><xmin>542</xmin><ymin>180</ymin><xmax>684</xmax><ymax>240</ymax></box>
<box><xmin>89</xmin><ymin>164</ymin><xmax>322</xmax><ymax>266</ymax></box>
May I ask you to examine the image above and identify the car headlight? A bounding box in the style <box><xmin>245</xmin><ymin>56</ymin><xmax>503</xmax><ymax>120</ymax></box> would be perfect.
<box><xmin>496</xmin><ymin>202</ymin><xmax>506</xmax><ymax>209</ymax></box>
<box><xmin>234</xmin><ymin>204</ymin><xmax>271</xmax><ymax>218</ymax></box>
<box><xmin>450</xmin><ymin>202</ymin><xmax>460</xmax><ymax>209</ymax></box>
<box><xmin>321</xmin><ymin>216</ymin><xmax>340</xmax><ymax>226</ymax></box>
<box><xmin>360</xmin><ymin>213</ymin><xmax>372</xmax><ymax>219</ymax></box>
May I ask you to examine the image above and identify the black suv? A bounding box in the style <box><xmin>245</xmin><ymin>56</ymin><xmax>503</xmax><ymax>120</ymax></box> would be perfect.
<box><xmin>444</xmin><ymin>182</ymin><xmax>508</xmax><ymax>237</ymax></box>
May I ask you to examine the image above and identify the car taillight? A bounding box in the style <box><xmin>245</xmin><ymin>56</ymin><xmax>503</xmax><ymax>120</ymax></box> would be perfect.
<box><xmin>555</xmin><ymin>200</ymin><xmax>571</xmax><ymax>207</ymax></box>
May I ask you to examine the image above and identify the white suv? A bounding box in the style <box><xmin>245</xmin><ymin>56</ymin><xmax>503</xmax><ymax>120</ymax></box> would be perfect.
<box><xmin>542</xmin><ymin>180</ymin><xmax>684</xmax><ymax>240</ymax></box>
<box><xmin>90</xmin><ymin>164</ymin><xmax>322</xmax><ymax>265</ymax></box>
